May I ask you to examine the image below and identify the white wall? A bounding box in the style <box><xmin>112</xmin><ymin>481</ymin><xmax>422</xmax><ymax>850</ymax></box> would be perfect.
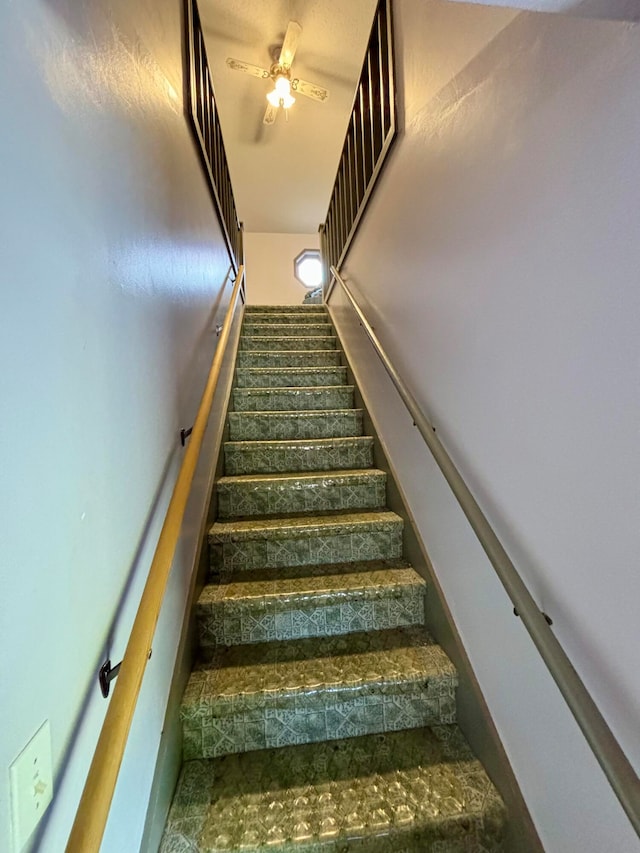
<box><xmin>244</xmin><ymin>232</ymin><xmax>320</xmax><ymax>304</ymax></box>
<box><xmin>329</xmin><ymin>2</ymin><xmax>640</xmax><ymax>850</ymax></box>
<box><xmin>0</xmin><ymin>1</ymin><xmax>235</xmax><ymax>850</ymax></box>
<box><xmin>445</xmin><ymin>0</ymin><xmax>639</xmax><ymax>21</ymax></box>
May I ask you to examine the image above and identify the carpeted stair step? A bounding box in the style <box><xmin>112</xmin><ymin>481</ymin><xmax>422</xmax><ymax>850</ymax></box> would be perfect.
<box><xmin>235</xmin><ymin>348</ymin><xmax>342</xmax><ymax>368</ymax></box>
<box><xmin>162</xmin><ymin>303</ymin><xmax>511</xmax><ymax>853</ymax></box>
<box><xmin>196</xmin><ymin>559</ymin><xmax>425</xmax><ymax>649</ymax></box>
<box><xmin>224</xmin><ymin>436</ymin><xmax>373</xmax><ymax>475</ymax></box>
<box><xmin>234</xmin><ymin>366</ymin><xmax>347</xmax><ymax>388</ymax></box>
<box><xmin>242</xmin><ymin>311</ymin><xmax>328</xmax><ymax>325</ymax></box>
<box><xmin>239</xmin><ymin>335</ymin><xmax>338</xmax><ymax>351</ymax></box>
<box><xmin>209</xmin><ymin>510</ymin><xmax>403</xmax><ymax>574</ymax></box>
<box><xmin>162</xmin><ymin>726</ymin><xmax>506</xmax><ymax>852</ymax></box>
<box><xmin>242</xmin><ymin>322</ymin><xmax>334</xmax><ymax>337</ymax></box>
<box><xmin>228</xmin><ymin>409</ymin><xmax>364</xmax><ymax>441</ymax></box>
<box><xmin>180</xmin><ymin>626</ymin><xmax>457</xmax><ymax>760</ymax></box>
<box><xmin>217</xmin><ymin>469</ymin><xmax>387</xmax><ymax>518</ymax></box>
<box><xmin>244</xmin><ymin>304</ymin><xmax>327</xmax><ymax>314</ymax></box>
<box><xmin>232</xmin><ymin>385</ymin><xmax>354</xmax><ymax>413</ymax></box>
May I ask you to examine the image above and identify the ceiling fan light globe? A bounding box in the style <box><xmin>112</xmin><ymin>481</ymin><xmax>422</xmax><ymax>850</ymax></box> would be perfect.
<box><xmin>266</xmin><ymin>88</ymin><xmax>295</xmax><ymax>110</ymax></box>
<box><xmin>274</xmin><ymin>75</ymin><xmax>291</xmax><ymax>97</ymax></box>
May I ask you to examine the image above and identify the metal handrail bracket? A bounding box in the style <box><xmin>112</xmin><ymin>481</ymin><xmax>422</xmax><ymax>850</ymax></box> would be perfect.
<box><xmin>327</xmin><ymin>265</ymin><xmax>640</xmax><ymax>837</ymax></box>
<box><xmin>66</xmin><ymin>266</ymin><xmax>245</xmax><ymax>853</ymax></box>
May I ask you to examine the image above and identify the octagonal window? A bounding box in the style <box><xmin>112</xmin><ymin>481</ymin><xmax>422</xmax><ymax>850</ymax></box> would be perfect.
<box><xmin>294</xmin><ymin>249</ymin><xmax>323</xmax><ymax>289</ymax></box>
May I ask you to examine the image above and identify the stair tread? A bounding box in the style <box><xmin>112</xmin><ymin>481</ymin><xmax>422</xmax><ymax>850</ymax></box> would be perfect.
<box><xmin>245</xmin><ymin>305</ymin><xmax>326</xmax><ymax>311</ymax></box>
<box><xmin>237</xmin><ymin>348</ymin><xmax>340</xmax><ymax>354</ymax></box>
<box><xmin>217</xmin><ymin>468</ymin><xmax>385</xmax><ymax>487</ymax></box>
<box><xmin>242</xmin><ymin>335</ymin><xmax>337</xmax><ymax>340</ymax></box>
<box><xmin>216</xmin><ymin>470</ymin><xmax>387</xmax><ymax>518</ymax></box>
<box><xmin>235</xmin><ymin>351</ymin><xmax>343</xmax><ymax>367</ymax></box>
<box><xmin>162</xmin><ymin>726</ymin><xmax>506</xmax><ymax>853</ymax></box>
<box><xmin>239</xmin><ymin>337</ymin><xmax>338</xmax><ymax>352</ymax></box>
<box><xmin>232</xmin><ymin>386</ymin><xmax>354</xmax><ymax>413</ymax></box>
<box><xmin>209</xmin><ymin>510</ymin><xmax>402</xmax><ymax>543</ymax></box>
<box><xmin>198</xmin><ymin>559</ymin><xmax>424</xmax><ymax>607</ymax></box>
<box><xmin>224</xmin><ymin>436</ymin><xmax>374</xmax><ymax>476</ymax></box>
<box><xmin>197</xmin><ymin>561</ymin><xmax>425</xmax><ymax>648</ymax></box>
<box><xmin>244</xmin><ymin>317</ymin><xmax>329</xmax><ymax>326</ymax></box>
<box><xmin>224</xmin><ymin>436</ymin><xmax>372</xmax><ymax>449</ymax></box>
<box><xmin>235</xmin><ymin>366</ymin><xmax>345</xmax><ymax>373</ymax></box>
<box><xmin>234</xmin><ymin>385</ymin><xmax>353</xmax><ymax>393</ymax></box>
<box><xmin>183</xmin><ymin>627</ymin><xmax>456</xmax><ymax>710</ymax></box>
<box><xmin>227</xmin><ymin>410</ymin><xmax>364</xmax><ymax>442</ymax></box>
<box><xmin>234</xmin><ymin>367</ymin><xmax>347</xmax><ymax>388</ymax></box>
<box><xmin>242</xmin><ymin>323</ymin><xmax>333</xmax><ymax>330</ymax></box>
<box><xmin>244</xmin><ymin>313</ymin><xmax>326</xmax><ymax>316</ymax></box>
<box><xmin>229</xmin><ymin>408</ymin><xmax>360</xmax><ymax>417</ymax></box>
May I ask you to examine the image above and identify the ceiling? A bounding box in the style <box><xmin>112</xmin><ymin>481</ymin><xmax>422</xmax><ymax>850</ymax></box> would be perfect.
<box><xmin>199</xmin><ymin>0</ymin><xmax>378</xmax><ymax>234</ymax></box>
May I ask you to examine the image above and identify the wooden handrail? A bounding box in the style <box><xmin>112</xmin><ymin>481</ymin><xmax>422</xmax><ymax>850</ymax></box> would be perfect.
<box><xmin>66</xmin><ymin>266</ymin><xmax>245</xmax><ymax>852</ymax></box>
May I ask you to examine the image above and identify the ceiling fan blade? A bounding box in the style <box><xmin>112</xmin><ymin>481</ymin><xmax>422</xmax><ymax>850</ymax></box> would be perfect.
<box><xmin>226</xmin><ymin>57</ymin><xmax>270</xmax><ymax>79</ymax></box>
<box><xmin>263</xmin><ymin>102</ymin><xmax>279</xmax><ymax>125</ymax></box>
<box><xmin>279</xmin><ymin>21</ymin><xmax>302</xmax><ymax>69</ymax></box>
<box><xmin>291</xmin><ymin>78</ymin><xmax>329</xmax><ymax>102</ymax></box>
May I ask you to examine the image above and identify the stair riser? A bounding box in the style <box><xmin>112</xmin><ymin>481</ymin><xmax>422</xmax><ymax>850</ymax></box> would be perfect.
<box><xmin>232</xmin><ymin>387</ymin><xmax>354</xmax><ymax>412</ymax></box>
<box><xmin>197</xmin><ymin>592</ymin><xmax>425</xmax><ymax>648</ymax></box>
<box><xmin>239</xmin><ymin>336</ymin><xmax>337</xmax><ymax>352</ymax></box>
<box><xmin>210</xmin><ymin>529</ymin><xmax>403</xmax><ymax>574</ymax></box>
<box><xmin>224</xmin><ymin>439</ymin><xmax>373</xmax><ymax>475</ymax></box>
<box><xmin>228</xmin><ymin>411</ymin><xmax>363</xmax><ymax>442</ymax></box>
<box><xmin>235</xmin><ymin>350</ymin><xmax>342</xmax><ymax>368</ymax></box>
<box><xmin>243</xmin><ymin>313</ymin><xmax>328</xmax><ymax>325</ymax></box>
<box><xmin>217</xmin><ymin>476</ymin><xmax>386</xmax><ymax>518</ymax></box>
<box><xmin>181</xmin><ymin>681</ymin><xmax>456</xmax><ymax>761</ymax></box>
<box><xmin>234</xmin><ymin>367</ymin><xmax>347</xmax><ymax>388</ymax></box>
<box><xmin>242</xmin><ymin>324</ymin><xmax>333</xmax><ymax>337</ymax></box>
<box><xmin>245</xmin><ymin>306</ymin><xmax>326</xmax><ymax>314</ymax></box>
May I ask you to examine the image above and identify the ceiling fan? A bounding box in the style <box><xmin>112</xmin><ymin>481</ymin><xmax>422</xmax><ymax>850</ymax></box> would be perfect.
<box><xmin>226</xmin><ymin>21</ymin><xmax>329</xmax><ymax>125</ymax></box>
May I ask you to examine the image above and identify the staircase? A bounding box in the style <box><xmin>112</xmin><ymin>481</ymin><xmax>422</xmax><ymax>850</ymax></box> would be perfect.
<box><xmin>161</xmin><ymin>305</ymin><xmax>507</xmax><ymax>852</ymax></box>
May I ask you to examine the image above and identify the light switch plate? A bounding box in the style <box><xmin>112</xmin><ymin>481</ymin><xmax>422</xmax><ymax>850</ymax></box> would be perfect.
<box><xmin>9</xmin><ymin>720</ymin><xmax>53</xmax><ymax>851</ymax></box>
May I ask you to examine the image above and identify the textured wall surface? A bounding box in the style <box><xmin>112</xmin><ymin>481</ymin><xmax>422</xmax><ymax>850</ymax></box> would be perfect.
<box><xmin>329</xmin><ymin>2</ymin><xmax>640</xmax><ymax>851</ymax></box>
<box><xmin>0</xmin><ymin>1</ymin><xmax>234</xmax><ymax>850</ymax></box>
<box><xmin>244</xmin><ymin>232</ymin><xmax>320</xmax><ymax>304</ymax></box>
<box><xmin>444</xmin><ymin>0</ymin><xmax>639</xmax><ymax>21</ymax></box>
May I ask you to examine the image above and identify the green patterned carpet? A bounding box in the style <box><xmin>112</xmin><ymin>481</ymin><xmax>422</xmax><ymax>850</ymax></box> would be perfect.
<box><xmin>161</xmin><ymin>305</ymin><xmax>506</xmax><ymax>852</ymax></box>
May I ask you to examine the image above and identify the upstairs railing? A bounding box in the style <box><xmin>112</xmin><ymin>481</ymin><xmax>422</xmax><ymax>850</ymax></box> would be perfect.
<box><xmin>327</xmin><ymin>266</ymin><xmax>640</xmax><ymax>839</ymax></box>
<box><xmin>185</xmin><ymin>0</ymin><xmax>243</xmax><ymax>270</ymax></box>
<box><xmin>320</xmin><ymin>0</ymin><xmax>397</xmax><ymax>279</ymax></box>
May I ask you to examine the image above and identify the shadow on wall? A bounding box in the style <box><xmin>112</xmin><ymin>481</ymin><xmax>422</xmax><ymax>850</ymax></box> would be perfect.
<box><xmin>174</xmin><ymin>270</ymin><xmax>236</xmax><ymax>418</ymax></box>
<box><xmin>30</xmin><ymin>441</ymin><xmax>179</xmax><ymax>850</ymax></box>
